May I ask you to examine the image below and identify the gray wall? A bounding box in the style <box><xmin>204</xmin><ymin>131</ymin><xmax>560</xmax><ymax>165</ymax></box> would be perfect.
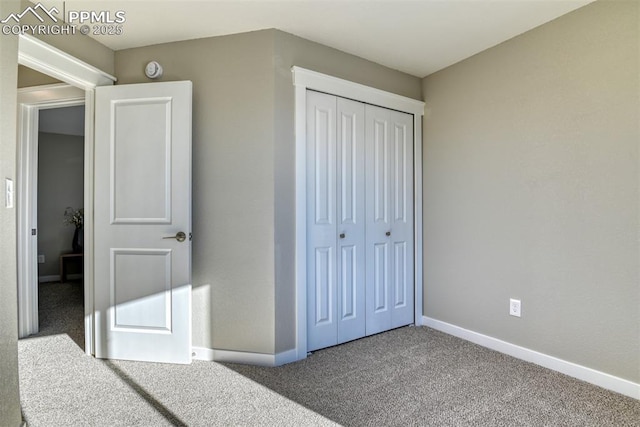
<box><xmin>114</xmin><ymin>29</ymin><xmax>421</xmax><ymax>354</ymax></box>
<box><xmin>18</xmin><ymin>65</ymin><xmax>61</xmax><ymax>88</ymax></box>
<box><xmin>0</xmin><ymin>1</ymin><xmax>22</xmax><ymax>425</ymax></box>
<box><xmin>422</xmin><ymin>0</ymin><xmax>639</xmax><ymax>383</ymax></box>
<box><xmin>37</xmin><ymin>132</ymin><xmax>84</xmax><ymax>277</ymax></box>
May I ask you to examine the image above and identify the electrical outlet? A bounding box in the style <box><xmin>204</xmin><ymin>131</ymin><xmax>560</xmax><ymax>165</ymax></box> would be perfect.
<box><xmin>38</xmin><ymin>254</ymin><xmax>45</xmax><ymax>264</ymax></box>
<box><xmin>509</xmin><ymin>298</ymin><xmax>521</xmax><ymax>317</ymax></box>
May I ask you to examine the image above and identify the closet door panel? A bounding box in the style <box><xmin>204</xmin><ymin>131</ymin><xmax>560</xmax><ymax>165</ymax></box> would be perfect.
<box><xmin>307</xmin><ymin>91</ymin><xmax>338</xmax><ymax>351</ymax></box>
<box><xmin>389</xmin><ymin>111</ymin><xmax>415</xmax><ymax>328</ymax></box>
<box><xmin>365</xmin><ymin>105</ymin><xmax>414</xmax><ymax>334</ymax></box>
<box><xmin>365</xmin><ymin>109</ymin><xmax>392</xmax><ymax>335</ymax></box>
<box><xmin>336</xmin><ymin>98</ymin><xmax>366</xmax><ymax>344</ymax></box>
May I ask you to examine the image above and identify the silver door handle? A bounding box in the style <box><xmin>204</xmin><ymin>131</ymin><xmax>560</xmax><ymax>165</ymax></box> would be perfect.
<box><xmin>163</xmin><ymin>231</ymin><xmax>187</xmax><ymax>242</ymax></box>
<box><xmin>385</xmin><ymin>231</ymin><xmax>391</xmax><ymax>236</ymax></box>
<box><xmin>339</xmin><ymin>233</ymin><xmax>346</xmax><ymax>239</ymax></box>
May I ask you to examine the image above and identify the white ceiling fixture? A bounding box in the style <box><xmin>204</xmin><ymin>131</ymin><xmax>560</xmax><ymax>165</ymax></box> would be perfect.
<box><xmin>39</xmin><ymin>0</ymin><xmax>595</xmax><ymax>77</ymax></box>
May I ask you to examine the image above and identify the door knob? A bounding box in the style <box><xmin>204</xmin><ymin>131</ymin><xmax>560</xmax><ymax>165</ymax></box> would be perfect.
<box><xmin>385</xmin><ymin>231</ymin><xmax>391</xmax><ymax>236</ymax></box>
<box><xmin>339</xmin><ymin>233</ymin><xmax>346</xmax><ymax>239</ymax></box>
<box><xmin>163</xmin><ymin>231</ymin><xmax>187</xmax><ymax>242</ymax></box>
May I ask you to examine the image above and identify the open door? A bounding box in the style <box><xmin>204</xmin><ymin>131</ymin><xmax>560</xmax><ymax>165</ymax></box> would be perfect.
<box><xmin>94</xmin><ymin>81</ymin><xmax>192</xmax><ymax>364</ymax></box>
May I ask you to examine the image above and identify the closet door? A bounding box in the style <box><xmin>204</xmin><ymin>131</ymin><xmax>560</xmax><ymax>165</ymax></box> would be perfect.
<box><xmin>335</xmin><ymin>97</ymin><xmax>366</xmax><ymax>344</ymax></box>
<box><xmin>307</xmin><ymin>91</ymin><xmax>338</xmax><ymax>351</ymax></box>
<box><xmin>307</xmin><ymin>91</ymin><xmax>366</xmax><ymax>351</ymax></box>
<box><xmin>365</xmin><ymin>104</ymin><xmax>414</xmax><ymax>335</ymax></box>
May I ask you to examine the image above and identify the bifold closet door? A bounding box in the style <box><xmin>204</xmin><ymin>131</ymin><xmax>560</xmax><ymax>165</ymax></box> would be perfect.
<box><xmin>364</xmin><ymin>104</ymin><xmax>414</xmax><ymax>336</ymax></box>
<box><xmin>307</xmin><ymin>91</ymin><xmax>366</xmax><ymax>352</ymax></box>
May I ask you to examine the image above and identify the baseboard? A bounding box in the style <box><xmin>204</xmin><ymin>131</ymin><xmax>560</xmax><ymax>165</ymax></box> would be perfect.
<box><xmin>423</xmin><ymin>316</ymin><xmax>640</xmax><ymax>400</ymax></box>
<box><xmin>191</xmin><ymin>346</ymin><xmax>299</xmax><ymax>367</ymax></box>
<box><xmin>274</xmin><ymin>348</ymin><xmax>299</xmax><ymax>366</ymax></box>
<box><xmin>191</xmin><ymin>346</ymin><xmax>215</xmax><ymax>361</ymax></box>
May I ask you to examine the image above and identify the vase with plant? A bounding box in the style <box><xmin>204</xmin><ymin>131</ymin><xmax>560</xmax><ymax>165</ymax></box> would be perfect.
<box><xmin>64</xmin><ymin>207</ymin><xmax>84</xmax><ymax>253</ymax></box>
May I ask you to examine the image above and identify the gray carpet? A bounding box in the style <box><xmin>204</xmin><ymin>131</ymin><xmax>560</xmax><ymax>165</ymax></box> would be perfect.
<box><xmin>31</xmin><ymin>280</ymin><xmax>85</xmax><ymax>348</ymax></box>
<box><xmin>19</xmin><ymin>282</ymin><xmax>640</xmax><ymax>426</ymax></box>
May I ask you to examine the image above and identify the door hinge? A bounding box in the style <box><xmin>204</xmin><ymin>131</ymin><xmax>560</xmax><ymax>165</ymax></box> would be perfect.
<box><xmin>31</xmin><ymin>228</ymin><xmax>37</xmax><ymax>236</ymax></box>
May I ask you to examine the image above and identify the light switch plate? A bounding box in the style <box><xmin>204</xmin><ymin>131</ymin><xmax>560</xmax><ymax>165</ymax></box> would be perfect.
<box><xmin>5</xmin><ymin>178</ymin><xmax>14</xmax><ymax>209</ymax></box>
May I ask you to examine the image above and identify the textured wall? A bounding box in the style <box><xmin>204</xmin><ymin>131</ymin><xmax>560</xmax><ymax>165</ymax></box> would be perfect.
<box><xmin>0</xmin><ymin>0</ymin><xmax>23</xmax><ymax>425</ymax></box>
<box><xmin>422</xmin><ymin>0</ymin><xmax>639</xmax><ymax>382</ymax></box>
<box><xmin>37</xmin><ymin>132</ymin><xmax>84</xmax><ymax>277</ymax></box>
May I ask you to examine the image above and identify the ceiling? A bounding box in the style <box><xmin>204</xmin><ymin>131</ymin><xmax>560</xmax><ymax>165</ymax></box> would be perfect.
<box><xmin>40</xmin><ymin>0</ymin><xmax>594</xmax><ymax>77</ymax></box>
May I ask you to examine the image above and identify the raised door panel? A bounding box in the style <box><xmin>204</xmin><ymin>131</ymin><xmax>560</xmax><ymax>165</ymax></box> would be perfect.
<box><xmin>307</xmin><ymin>91</ymin><xmax>338</xmax><ymax>351</ymax></box>
<box><xmin>111</xmin><ymin>99</ymin><xmax>171</xmax><ymax>223</ymax></box>
<box><xmin>336</xmin><ymin>98</ymin><xmax>366</xmax><ymax>344</ymax></box>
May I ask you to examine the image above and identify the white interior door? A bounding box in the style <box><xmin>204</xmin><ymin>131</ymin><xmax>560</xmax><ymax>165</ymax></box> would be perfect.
<box><xmin>365</xmin><ymin>104</ymin><xmax>414</xmax><ymax>335</ymax></box>
<box><xmin>94</xmin><ymin>81</ymin><xmax>192</xmax><ymax>364</ymax></box>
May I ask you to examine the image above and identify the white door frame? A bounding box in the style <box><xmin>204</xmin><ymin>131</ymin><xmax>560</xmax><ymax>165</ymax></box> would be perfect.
<box><xmin>17</xmin><ymin>83</ymin><xmax>84</xmax><ymax>339</ymax></box>
<box><xmin>292</xmin><ymin>66</ymin><xmax>425</xmax><ymax>360</ymax></box>
<box><xmin>16</xmin><ymin>34</ymin><xmax>116</xmax><ymax>354</ymax></box>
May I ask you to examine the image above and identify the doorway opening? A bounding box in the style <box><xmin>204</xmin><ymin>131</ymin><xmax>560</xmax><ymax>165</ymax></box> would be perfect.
<box><xmin>16</xmin><ymin>79</ymin><xmax>86</xmax><ymax>346</ymax></box>
<box><xmin>31</xmin><ymin>104</ymin><xmax>86</xmax><ymax>349</ymax></box>
<box><xmin>16</xmin><ymin>33</ymin><xmax>115</xmax><ymax>355</ymax></box>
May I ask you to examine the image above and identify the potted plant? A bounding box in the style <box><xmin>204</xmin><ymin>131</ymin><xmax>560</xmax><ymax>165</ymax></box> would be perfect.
<box><xmin>64</xmin><ymin>207</ymin><xmax>84</xmax><ymax>253</ymax></box>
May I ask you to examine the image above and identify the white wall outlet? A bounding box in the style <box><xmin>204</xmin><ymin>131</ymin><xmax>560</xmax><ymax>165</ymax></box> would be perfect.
<box><xmin>38</xmin><ymin>254</ymin><xmax>45</xmax><ymax>264</ymax></box>
<box><xmin>510</xmin><ymin>298</ymin><xmax>521</xmax><ymax>317</ymax></box>
<box><xmin>5</xmin><ymin>178</ymin><xmax>14</xmax><ymax>208</ymax></box>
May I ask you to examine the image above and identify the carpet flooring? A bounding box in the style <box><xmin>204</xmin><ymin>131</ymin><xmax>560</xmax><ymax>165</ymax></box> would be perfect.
<box><xmin>18</xmin><ymin>281</ymin><xmax>640</xmax><ymax>426</ymax></box>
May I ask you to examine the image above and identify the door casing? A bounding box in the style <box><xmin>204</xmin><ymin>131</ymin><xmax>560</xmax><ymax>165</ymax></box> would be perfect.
<box><xmin>16</xmin><ymin>34</ymin><xmax>116</xmax><ymax>354</ymax></box>
<box><xmin>17</xmin><ymin>84</ymin><xmax>85</xmax><ymax>339</ymax></box>
<box><xmin>292</xmin><ymin>66</ymin><xmax>425</xmax><ymax>360</ymax></box>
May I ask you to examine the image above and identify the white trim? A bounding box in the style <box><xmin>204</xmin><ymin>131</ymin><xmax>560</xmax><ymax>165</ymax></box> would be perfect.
<box><xmin>413</xmin><ymin>115</ymin><xmax>424</xmax><ymax>327</ymax></box>
<box><xmin>191</xmin><ymin>346</ymin><xmax>215</xmax><ymax>361</ymax></box>
<box><xmin>292</xmin><ymin>66</ymin><xmax>425</xmax><ymax>362</ymax></box>
<box><xmin>83</xmin><ymin>89</ymin><xmax>96</xmax><ymax>355</ymax></box>
<box><xmin>16</xmin><ymin>36</ymin><xmax>114</xmax><ymax>356</ymax></box>
<box><xmin>16</xmin><ymin>102</ymin><xmax>40</xmax><ymax>338</ymax></box>
<box><xmin>292</xmin><ymin>66</ymin><xmax>424</xmax><ymax>116</ymax></box>
<box><xmin>423</xmin><ymin>317</ymin><xmax>640</xmax><ymax>400</ymax></box>
<box><xmin>192</xmin><ymin>347</ymin><xmax>298</xmax><ymax>367</ymax></box>
<box><xmin>17</xmin><ymin>85</ymin><xmax>85</xmax><ymax>339</ymax></box>
<box><xmin>18</xmin><ymin>34</ymin><xmax>116</xmax><ymax>89</ymax></box>
<box><xmin>293</xmin><ymin>83</ymin><xmax>308</xmax><ymax>361</ymax></box>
